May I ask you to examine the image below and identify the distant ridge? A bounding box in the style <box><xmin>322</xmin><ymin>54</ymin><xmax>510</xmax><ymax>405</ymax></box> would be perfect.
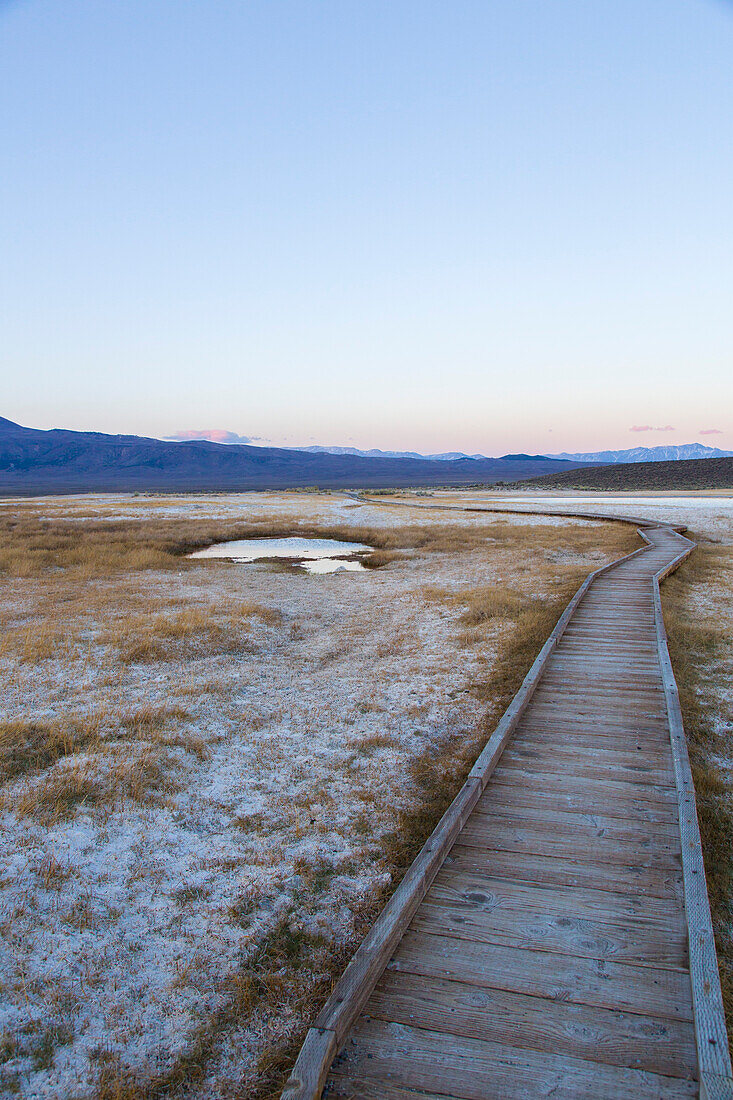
<box><xmin>296</xmin><ymin>444</ymin><xmax>491</xmax><ymax>461</ymax></box>
<box><xmin>289</xmin><ymin>442</ymin><xmax>732</xmax><ymax>464</ymax></box>
<box><xmin>163</xmin><ymin>435</ymin><xmax>732</xmax><ymax>465</ymax></box>
<box><xmin>0</xmin><ymin>418</ymin><xmax>592</xmax><ymax>494</ymax></box>
<box><xmin>546</xmin><ymin>443</ymin><xmax>732</xmax><ymax>464</ymax></box>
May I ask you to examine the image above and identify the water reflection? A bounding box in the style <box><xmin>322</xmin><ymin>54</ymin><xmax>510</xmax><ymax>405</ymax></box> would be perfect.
<box><xmin>189</xmin><ymin>537</ymin><xmax>371</xmax><ymax>573</ymax></box>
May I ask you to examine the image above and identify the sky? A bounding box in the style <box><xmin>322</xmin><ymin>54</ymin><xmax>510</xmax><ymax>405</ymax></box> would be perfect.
<box><xmin>1</xmin><ymin>0</ymin><xmax>732</xmax><ymax>456</ymax></box>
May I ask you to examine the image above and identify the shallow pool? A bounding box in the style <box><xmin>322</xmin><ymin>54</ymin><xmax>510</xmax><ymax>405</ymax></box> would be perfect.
<box><xmin>189</xmin><ymin>537</ymin><xmax>372</xmax><ymax>573</ymax></box>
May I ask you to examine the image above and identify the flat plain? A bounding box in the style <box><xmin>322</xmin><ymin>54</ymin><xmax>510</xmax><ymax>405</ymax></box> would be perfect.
<box><xmin>0</xmin><ymin>489</ymin><xmax>730</xmax><ymax>1098</ymax></box>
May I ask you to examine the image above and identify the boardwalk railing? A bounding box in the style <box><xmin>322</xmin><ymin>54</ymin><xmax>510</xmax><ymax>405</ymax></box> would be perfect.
<box><xmin>282</xmin><ymin>501</ymin><xmax>732</xmax><ymax>1100</ymax></box>
<box><xmin>651</xmin><ymin>534</ymin><xmax>732</xmax><ymax>1100</ymax></box>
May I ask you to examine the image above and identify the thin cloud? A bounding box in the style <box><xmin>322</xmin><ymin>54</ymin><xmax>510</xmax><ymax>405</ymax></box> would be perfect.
<box><xmin>629</xmin><ymin>424</ymin><xmax>675</xmax><ymax>433</ymax></box>
<box><xmin>699</xmin><ymin>428</ymin><xmax>723</xmax><ymax>435</ymax></box>
<box><xmin>168</xmin><ymin>429</ymin><xmax>265</xmax><ymax>445</ymax></box>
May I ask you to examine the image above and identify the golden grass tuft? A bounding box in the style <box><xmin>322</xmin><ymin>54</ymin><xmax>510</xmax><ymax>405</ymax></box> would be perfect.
<box><xmin>99</xmin><ymin>603</ymin><xmax>280</xmax><ymax>663</ymax></box>
<box><xmin>0</xmin><ymin>704</ymin><xmax>191</xmax><ymax>786</ymax></box>
<box><xmin>360</xmin><ymin>549</ymin><xmax>404</xmax><ymax>569</ymax></box>
<box><xmin>0</xmin><ymin>717</ymin><xmax>102</xmax><ymax>783</ymax></box>
<box><xmin>10</xmin><ymin>748</ymin><xmax>182</xmax><ymax>823</ymax></box>
<box><xmin>424</xmin><ymin>582</ymin><xmax>531</xmax><ymax>625</ymax></box>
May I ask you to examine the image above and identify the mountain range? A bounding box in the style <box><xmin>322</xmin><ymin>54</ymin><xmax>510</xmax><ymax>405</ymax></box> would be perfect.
<box><xmin>296</xmin><ymin>442</ymin><xmax>732</xmax><ymax>464</ymax></box>
<box><xmin>0</xmin><ymin>418</ymin><xmax>591</xmax><ymax>494</ymax></box>
<box><xmin>545</xmin><ymin>443</ymin><xmax>733</xmax><ymax>464</ymax></box>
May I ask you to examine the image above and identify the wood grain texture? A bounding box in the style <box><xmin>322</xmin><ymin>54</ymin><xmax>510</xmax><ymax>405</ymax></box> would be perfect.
<box><xmin>367</xmin><ymin>969</ymin><xmax>697</xmax><ymax>1078</ymax></box>
<box><xmin>387</xmin><ymin>929</ymin><xmax>695</xmax><ymax>1019</ymax></box>
<box><xmin>327</xmin><ymin>1018</ymin><xmax>698</xmax><ymax>1099</ymax></box>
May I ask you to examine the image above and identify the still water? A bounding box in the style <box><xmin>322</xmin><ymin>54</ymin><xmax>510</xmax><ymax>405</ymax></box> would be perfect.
<box><xmin>189</xmin><ymin>537</ymin><xmax>371</xmax><ymax>573</ymax></box>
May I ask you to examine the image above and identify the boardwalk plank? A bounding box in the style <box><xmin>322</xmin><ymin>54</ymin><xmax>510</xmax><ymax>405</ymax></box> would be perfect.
<box><xmin>446</xmin><ymin>844</ymin><xmax>684</xmax><ymax>900</ymax></box>
<box><xmin>388</xmin><ymin>930</ymin><xmax>694</xmax><ymax>1019</ymax></box>
<box><xmin>366</xmin><ymin>970</ymin><xmax>697</xmax><ymax>1078</ymax></box>
<box><xmin>427</xmin><ymin>869</ymin><xmax>682</xmax><ymax>928</ymax></box>
<box><xmin>470</xmin><ymin>801</ymin><xmax>681</xmax><ymax>845</ymax></box>
<box><xmin>479</xmin><ymin>782</ymin><xmax>681</xmax><ymax>826</ymax></box>
<box><xmin>483</xmin><ymin>768</ymin><xmax>679</xmax><ymax>805</ymax></box>
<box><xmin>495</xmin><ymin>758</ymin><xmax>677</xmax><ymax>788</ymax></box>
<box><xmin>328</xmin><ymin>1020</ymin><xmax>697</xmax><ymax>1099</ymax></box>
<box><xmin>413</xmin><ymin>891</ymin><xmax>687</xmax><ymax>968</ymax></box>
<box><xmin>459</xmin><ymin>815</ymin><xmax>682</xmax><ymax>869</ymax></box>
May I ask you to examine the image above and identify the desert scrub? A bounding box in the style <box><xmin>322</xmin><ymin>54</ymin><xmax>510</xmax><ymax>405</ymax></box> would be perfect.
<box><xmin>663</xmin><ymin>539</ymin><xmax>733</xmax><ymax>1040</ymax></box>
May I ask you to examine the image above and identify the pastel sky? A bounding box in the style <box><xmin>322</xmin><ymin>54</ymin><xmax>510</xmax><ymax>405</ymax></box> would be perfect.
<box><xmin>1</xmin><ymin>0</ymin><xmax>731</xmax><ymax>455</ymax></box>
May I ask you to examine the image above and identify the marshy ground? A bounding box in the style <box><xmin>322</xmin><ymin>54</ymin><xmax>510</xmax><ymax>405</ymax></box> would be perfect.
<box><xmin>0</xmin><ymin>488</ymin><xmax>729</xmax><ymax>1097</ymax></box>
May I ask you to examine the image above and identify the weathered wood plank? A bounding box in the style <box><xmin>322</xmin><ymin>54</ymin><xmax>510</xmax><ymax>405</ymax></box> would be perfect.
<box><xmin>480</xmin><ymin>779</ymin><xmax>681</xmax><ymax>825</ymax></box>
<box><xmin>495</xmin><ymin>757</ymin><xmax>677</xmax><ymax>788</ymax></box>
<box><xmin>367</xmin><ymin>969</ymin><xmax>697</xmax><ymax>1078</ymax></box>
<box><xmin>428</xmin><ymin>869</ymin><xmax>682</xmax><ymax>929</ymax></box>
<box><xmin>283</xmin><ymin>1029</ymin><xmax>338</xmax><ymax>1100</ymax></box>
<box><xmin>512</xmin><ymin>724</ymin><xmax>672</xmax><ymax>749</ymax></box>
<box><xmin>388</xmin><ymin>929</ymin><xmax>694</xmax><ymax>1019</ymax></box>
<box><xmin>446</xmin><ymin>843</ymin><xmax>685</xmax><ymax>900</ymax></box>
<box><xmin>470</xmin><ymin>801</ymin><xmax>681</xmax><ymax>846</ymax></box>
<box><xmin>328</xmin><ymin>1019</ymin><xmax>698</xmax><ymax>1099</ymax></box>
<box><xmin>325</xmin><ymin>1080</ymin><xmax>453</xmax><ymax>1099</ymax></box>
<box><xmin>458</xmin><ymin>815</ymin><xmax>682</xmax><ymax>869</ymax></box>
<box><xmin>518</xmin><ymin>712</ymin><xmax>670</xmax><ymax>733</ymax></box>
<box><xmin>483</xmin><ymin>768</ymin><xmax>680</xmax><ymax>805</ymax></box>
<box><xmin>499</xmin><ymin>745</ymin><xmax>676</xmax><ymax>785</ymax></box>
<box><xmin>501</xmin><ymin>738</ymin><xmax>673</xmax><ymax>765</ymax></box>
<box><xmin>414</xmin><ymin>888</ymin><xmax>687</xmax><ymax>968</ymax></box>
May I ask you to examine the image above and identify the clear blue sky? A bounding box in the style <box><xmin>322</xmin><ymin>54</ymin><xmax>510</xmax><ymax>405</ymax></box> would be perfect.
<box><xmin>1</xmin><ymin>0</ymin><xmax>731</xmax><ymax>455</ymax></box>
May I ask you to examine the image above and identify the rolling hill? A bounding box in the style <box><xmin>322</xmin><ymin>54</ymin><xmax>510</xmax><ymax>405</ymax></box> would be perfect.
<box><xmin>513</xmin><ymin>456</ymin><xmax>733</xmax><ymax>491</ymax></box>
<box><xmin>0</xmin><ymin>418</ymin><xmax>593</xmax><ymax>494</ymax></box>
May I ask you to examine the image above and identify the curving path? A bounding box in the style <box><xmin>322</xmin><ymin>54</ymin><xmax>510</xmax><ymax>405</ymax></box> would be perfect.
<box><xmin>283</xmin><ymin>508</ymin><xmax>732</xmax><ymax>1099</ymax></box>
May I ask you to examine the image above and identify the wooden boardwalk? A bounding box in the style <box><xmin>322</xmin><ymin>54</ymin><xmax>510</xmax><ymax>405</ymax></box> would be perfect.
<box><xmin>284</xmin><ymin>520</ymin><xmax>732</xmax><ymax>1099</ymax></box>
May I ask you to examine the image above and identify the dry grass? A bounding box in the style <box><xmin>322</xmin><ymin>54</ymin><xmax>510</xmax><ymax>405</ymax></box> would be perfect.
<box><xmin>0</xmin><ymin>508</ymin><xmax>635</xmax><ymax>579</ymax></box>
<box><xmin>100</xmin><ymin>604</ymin><xmax>279</xmax><ymax>664</ymax></box>
<box><xmin>663</xmin><ymin>540</ymin><xmax>733</xmax><ymax>1040</ymax></box>
<box><xmin>8</xmin><ymin>747</ymin><xmax>183</xmax><ymax>823</ymax></box>
<box><xmin>360</xmin><ymin>549</ymin><xmax>405</xmax><ymax>569</ymax></box>
<box><xmin>0</xmin><ymin>717</ymin><xmax>100</xmax><ymax>783</ymax></box>
<box><xmin>424</xmin><ymin>582</ymin><xmax>531</xmax><ymax>626</ymax></box>
<box><xmin>0</xmin><ymin>705</ymin><xmax>190</xmax><ymax>785</ymax></box>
